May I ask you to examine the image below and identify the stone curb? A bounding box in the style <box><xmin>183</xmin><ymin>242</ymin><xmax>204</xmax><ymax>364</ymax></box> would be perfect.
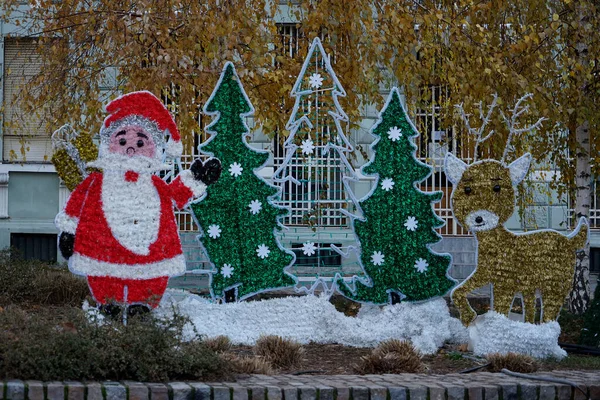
<box><xmin>1</xmin><ymin>371</ymin><xmax>599</xmax><ymax>400</ymax></box>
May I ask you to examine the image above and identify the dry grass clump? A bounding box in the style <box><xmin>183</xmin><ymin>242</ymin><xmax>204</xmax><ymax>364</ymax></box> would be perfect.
<box><xmin>486</xmin><ymin>352</ymin><xmax>539</xmax><ymax>373</ymax></box>
<box><xmin>254</xmin><ymin>335</ymin><xmax>304</xmax><ymax>369</ymax></box>
<box><xmin>221</xmin><ymin>354</ymin><xmax>274</xmax><ymax>375</ymax></box>
<box><xmin>204</xmin><ymin>336</ymin><xmax>232</xmax><ymax>353</ymax></box>
<box><xmin>355</xmin><ymin>339</ymin><xmax>424</xmax><ymax>374</ymax></box>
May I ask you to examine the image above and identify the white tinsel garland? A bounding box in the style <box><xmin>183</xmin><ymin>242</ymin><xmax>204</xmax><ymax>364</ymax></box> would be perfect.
<box><xmin>468</xmin><ymin>311</ymin><xmax>566</xmax><ymax>359</ymax></box>
<box><xmin>155</xmin><ymin>292</ymin><xmax>467</xmax><ymax>354</ymax></box>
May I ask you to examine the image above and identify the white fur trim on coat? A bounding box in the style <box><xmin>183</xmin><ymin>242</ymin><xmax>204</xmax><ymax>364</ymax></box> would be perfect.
<box><xmin>166</xmin><ymin>139</ymin><xmax>183</xmax><ymax>158</ymax></box>
<box><xmin>55</xmin><ymin>211</ymin><xmax>78</xmax><ymax>234</ymax></box>
<box><xmin>69</xmin><ymin>253</ymin><xmax>186</xmax><ymax>279</ymax></box>
<box><xmin>178</xmin><ymin>169</ymin><xmax>207</xmax><ymax>197</ymax></box>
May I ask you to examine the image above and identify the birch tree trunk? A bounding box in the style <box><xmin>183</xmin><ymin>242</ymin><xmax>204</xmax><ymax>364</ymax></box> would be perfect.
<box><xmin>569</xmin><ymin>120</ymin><xmax>591</xmax><ymax>314</ymax></box>
<box><xmin>569</xmin><ymin>3</ymin><xmax>592</xmax><ymax>315</ymax></box>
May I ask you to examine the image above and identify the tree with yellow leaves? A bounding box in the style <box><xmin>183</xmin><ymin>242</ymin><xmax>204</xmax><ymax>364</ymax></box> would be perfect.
<box><xmin>1</xmin><ymin>0</ymin><xmax>599</xmax><ymax>312</ymax></box>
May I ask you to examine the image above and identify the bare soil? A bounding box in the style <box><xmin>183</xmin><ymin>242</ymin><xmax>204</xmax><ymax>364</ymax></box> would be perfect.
<box><xmin>227</xmin><ymin>342</ymin><xmax>600</xmax><ymax>375</ymax></box>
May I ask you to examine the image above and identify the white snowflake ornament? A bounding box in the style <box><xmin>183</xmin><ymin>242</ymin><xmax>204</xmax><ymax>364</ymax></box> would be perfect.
<box><xmin>308</xmin><ymin>73</ymin><xmax>324</xmax><ymax>88</ymax></box>
<box><xmin>381</xmin><ymin>178</ymin><xmax>395</xmax><ymax>191</ymax></box>
<box><xmin>229</xmin><ymin>162</ymin><xmax>243</xmax><ymax>177</ymax></box>
<box><xmin>248</xmin><ymin>200</ymin><xmax>262</xmax><ymax>215</ymax></box>
<box><xmin>387</xmin><ymin>126</ymin><xmax>403</xmax><ymax>142</ymax></box>
<box><xmin>404</xmin><ymin>216</ymin><xmax>418</xmax><ymax>231</ymax></box>
<box><xmin>371</xmin><ymin>251</ymin><xmax>385</xmax><ymax>266</ymax></box>
<box><xmin>256</xmin><ymin>244</ymin><xmax>270</xmax><ymax>259</ymax></box>
<box><xmin>302</xmin><ymin>241</ymin><xmax>317</xmax><ymax>256</ymax></box>
<box><xmin>415</xmin><ymin>258</ymin><xmax>429</xmax><ymax>273</ymax></box>
<box><xmin>207</xmin><ymin>224</ymin><xmax>221</xmax><ymax>239</ymax></box>
<box><xmin>221</xmin><ymin>264</ymin><xmax>234</xmax><ymax>278</ymax></box>
<box><xmin>301</xmin><ymin>138</ymin><xmax>315</xmax><ymax>155</ymax></box>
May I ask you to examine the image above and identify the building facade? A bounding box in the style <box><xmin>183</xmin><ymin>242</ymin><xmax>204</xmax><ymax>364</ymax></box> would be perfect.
<box><xmin>0</xmin><ymin>17</ymin><xmax>597</xmax><ymax>293</ymax></box>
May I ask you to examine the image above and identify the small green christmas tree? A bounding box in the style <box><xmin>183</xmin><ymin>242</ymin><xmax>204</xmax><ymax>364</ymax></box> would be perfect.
<box><xmin>191</xmin><ymin>62</ymin><xmax>296</xmax><ymax>301</ymax></box>
<box><xmin>337</xmin><ymin>88</ymin><xmax>455</xmax><ymax>304</ymax></box>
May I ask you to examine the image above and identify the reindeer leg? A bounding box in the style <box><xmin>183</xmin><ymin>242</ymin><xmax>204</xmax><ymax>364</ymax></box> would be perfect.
<box><xmin>541</xmin><ymin>287</ymin><xmax>568</xmax><ymax>323</ymax></box>
<box><xmin>452</xmin><ymin>276</ymin><xmax>485</xmax><ymax>325</ymax></box>
<box><xmin>492</xmin><ymin>288</ymin><xmax>514</xmax><ymax>318</ymax></box>
<box><xmin>522</xmin><ymin>292</ymin><xmax>537</xmax><ymax>323</ymax></box>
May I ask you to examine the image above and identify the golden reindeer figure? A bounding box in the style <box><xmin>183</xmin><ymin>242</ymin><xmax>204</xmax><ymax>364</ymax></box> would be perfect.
<box><xmin>445</xmin><ymin>94</ymin><xmax>588</xmax><ymax>325</ymax></box>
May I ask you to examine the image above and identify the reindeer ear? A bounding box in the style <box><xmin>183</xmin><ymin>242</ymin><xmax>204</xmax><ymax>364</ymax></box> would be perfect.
<box><xmin>445</xmin><ymin>152</ymin><xmax>468</xmax><ymax>185</ymax></box>
<box><xmin>508</xmin><ymin>153</ymin><xmax>532</xmax><ymax>185</ymax></box>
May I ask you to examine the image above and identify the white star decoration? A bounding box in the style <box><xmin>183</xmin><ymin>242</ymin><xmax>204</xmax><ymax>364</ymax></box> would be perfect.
<box><xmin>414</xmin><ymin>258</ymin><xmax>429</xmax><ymax>273</ymax></box>
<box><xmin>248</xmin><ymin>199</ymin><xmax>262</xmax><ymax>215</ymax></box>
<box><xmin>308</xmin><ymin>73</ymin><xmax>324</xmax><ymax>88</ymax></box>
<box><xmin>207</xmin><ymin>224</ymin><xmax>221</xmax><ymax>239</ymax></box>
<box><xmin>387</xmin><ymin>126</ymin><xmax>403</xmax><ymax>142</ymax></box>
<box><xmin>228</xmin><ymin>162</ymin><xmax>243</xmax><ymax>177</ymax></box>
<box><xmin>371</xmin><ymin>251</ymin><xmax>385</xmax><ymax>266</ymax></box>
<box><xmin>221</xmin><ymin>264</ymin><xmax>234</xmax><ymax>278</ymax></box>
<box><xmin>302</xmin><ymin>241</ymin><xmax>317</xmax><ymax>256</ymax></box>
<box><xmin>404</xmin><ymin>216</ymin><xmax>418</xmax><ymax>231</ymax></box>
<box><xmin>381</xmin><ymin>178</ymin><xmax>395</xmax><ymax>191</ymax></box>
<box><xmin>301</xmin><ymin>138</ymin><xmax>315</xmax><ymax>155</ymax></box>
<box><xmin>256</xmin><ymin>244</ymin><xmax>270</xmax><ymax>259</ymax></box>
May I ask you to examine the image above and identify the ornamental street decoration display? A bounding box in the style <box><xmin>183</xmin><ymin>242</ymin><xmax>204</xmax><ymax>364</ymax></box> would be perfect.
<box><xmin>272</xmin><ymin>37</ymin><xmax>366</xmax><ymax>293</ymax></box>
<box><xmin>54</xmin><ymin>91</ymin><xmax>221</xmax><ymax>315</ymax></box>
<box><xmin>190</xmin><ymin>62</ymin><xmax>297</xmax><ymax>302</ymax></box>
<box><xmin>337</xmin><ymin>88</ymin><xmax>455</xmax><ymax>304</ymax></box>
<box><xmin>447</xmin><ymin>94</ymin><xmax>588</xmax><ymax>326</ymax></box>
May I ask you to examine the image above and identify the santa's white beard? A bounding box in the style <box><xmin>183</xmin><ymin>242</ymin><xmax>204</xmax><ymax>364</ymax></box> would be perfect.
<box><xmin>101</xmin><ymin>170</ymin><xmax>161</xmax><ymax>256</ymax></box>
<box><xmin>87</xmin><ymin>152</ymin><xmax>169</xmax><ymax>173</ymax></box>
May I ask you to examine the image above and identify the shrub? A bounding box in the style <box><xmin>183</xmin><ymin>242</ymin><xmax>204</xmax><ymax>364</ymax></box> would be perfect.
<box><xmin>355</xmin><ymin>339</ymin><xmax>424</xmax><ymax>374</ymax></box>
<box><xmin>580</xmin><ymin>283</ymin><xmax>600</xmax><ymax>348</ymax></box>
<box><xmin>205</xmin><ymin>335</ymin><xmax>232</xmax><ymax>353</ymax></box>
<box><xmin>0</xmin><ymin>249</ymin><xmax>89</xmax><ymax>307</ymax></box>
<box><xmin>486</xmin><ymin>352</ymin><xmax>539</xmax><ymax>373</ymax></box>
<box><xmin>254</xmin><ymin>335</ymin><xmax>304</xmax><ymax>369</ymax></box>
<box><xmin>221</xmin><ymin>354</ymin><xmax>273</xmax><ymax>374</ymax></box>
<box><xmin>0</xmin><ymin>306</ymin><xmax>229</xmax><ymax>382</ymax></box>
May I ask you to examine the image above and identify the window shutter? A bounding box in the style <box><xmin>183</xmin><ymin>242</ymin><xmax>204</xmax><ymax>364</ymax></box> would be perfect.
<box><xmin>3</xmin><ymin>38</ymin><xmax>52</xmax><ymax>162</ymax></box>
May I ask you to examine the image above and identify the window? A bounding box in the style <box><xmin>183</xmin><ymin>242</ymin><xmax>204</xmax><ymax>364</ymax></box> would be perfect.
<box><xmin>590</xmin><ymin>247</ymin><xmax>600</xmax><ymax>274</ymax></box>
<box><xmin>413</xmin><ymin>85</ymin><xmax>470</xmax><ymax>236</ymax></box>
<box><xmin>11</xmin><ymin>233</ymin><xmax>57</xmax><ymax>263</ymax></box>
<box><xmin>3</xmin><ymin>38</ymin><xmax>52</xmax><ymax>162</ymax></box>
<box><xmin>291</xmin><ymin>243</ymin><xmax>342</xmax><ymax>268</ymax></box>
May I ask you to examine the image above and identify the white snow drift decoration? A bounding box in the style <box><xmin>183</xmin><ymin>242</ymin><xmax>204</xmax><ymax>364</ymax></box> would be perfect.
<box><xmin>469</xmin><ymin>312</ymin><xmax>566</xmax><ymax>359</ymax></box>
<box><xmin>156</xmin><ymin>293</ymin><xmax>467</xmax><ymax>354</ymax></box>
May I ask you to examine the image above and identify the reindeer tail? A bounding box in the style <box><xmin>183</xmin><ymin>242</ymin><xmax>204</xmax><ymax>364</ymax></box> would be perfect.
<box><xmin>568</xmin><ymin>217</ymin><xmax>589</xmax><ymax>250</ymax></box>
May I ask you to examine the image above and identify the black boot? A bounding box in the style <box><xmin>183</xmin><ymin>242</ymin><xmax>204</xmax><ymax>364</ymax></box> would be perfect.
<box><xmin>127</xmin><ymin>304</ymin><xmax>151</xmax><ymax>319</ymax></box>
<box><xmin>98</xmin><ymin>304</ymin><xmax>122</xmax><ymax>319</ymax></box>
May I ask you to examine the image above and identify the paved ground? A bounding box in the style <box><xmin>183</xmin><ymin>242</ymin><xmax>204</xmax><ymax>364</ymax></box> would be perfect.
<box><xmin>3</xmin><ymin>370</ymin><xmax>600</xmax><ymax>400</ymax></box>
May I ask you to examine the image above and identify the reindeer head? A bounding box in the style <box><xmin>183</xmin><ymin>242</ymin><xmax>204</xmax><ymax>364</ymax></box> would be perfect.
<box><xmin>445</xmin><ymin>153</ymin><xmax>531</xmax><ymax>232</ymax></box>
<box><xmin>446</xmin><ymin>93</ymin><xmax>545</xmax><ymax>232</ymax></box>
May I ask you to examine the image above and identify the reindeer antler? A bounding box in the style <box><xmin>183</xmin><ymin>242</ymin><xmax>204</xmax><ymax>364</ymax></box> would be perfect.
<box><xmin>455</xmin><ymin>94</ymin><xmax>499</xmax><ymax>162</ymax></box>
<box><xmin>499</xmin><ymin>93</ymin><xmax>546</xmax><ymax>164</ymax></box>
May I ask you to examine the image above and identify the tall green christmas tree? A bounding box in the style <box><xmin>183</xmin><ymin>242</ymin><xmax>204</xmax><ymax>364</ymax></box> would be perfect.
<box><xmin>337</xmin><ymin>88</ymin><xmax>455</xmax><ymax>304</ymax></box>
<box><xmin>191</xmin><ymin>62</ymin><xmax>296</xmax><ymax>301</ymax></box>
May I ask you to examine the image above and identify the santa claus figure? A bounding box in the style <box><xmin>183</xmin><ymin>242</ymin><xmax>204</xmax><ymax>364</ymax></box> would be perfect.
<box><xmin>55</xmin><ymin>91</ymin><xmax>221</xmax><ymax>316</ymax></box>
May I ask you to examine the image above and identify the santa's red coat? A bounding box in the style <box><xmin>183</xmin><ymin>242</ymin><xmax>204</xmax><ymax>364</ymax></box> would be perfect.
<box><xmin>56</xmin><ymin>170</ymin><xmax>204</xmax><ymax>281</ymax></box>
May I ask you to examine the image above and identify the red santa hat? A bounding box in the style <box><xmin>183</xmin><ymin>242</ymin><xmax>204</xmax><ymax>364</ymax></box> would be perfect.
<box><xmin>100</xmin><ymin>91</ymin><xmax>183</xmax><ymax>158</ymax></box>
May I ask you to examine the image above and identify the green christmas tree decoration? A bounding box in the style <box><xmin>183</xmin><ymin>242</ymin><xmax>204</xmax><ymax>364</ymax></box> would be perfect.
<box><xmin>191</xmin><ymin>62</ymin><xmax>296</xmax><ymax>301</ymax></box>
<box><xmin>337</xmin><ymin>88</ymin><xmax>456</xmax><ymax>304</ymax></box>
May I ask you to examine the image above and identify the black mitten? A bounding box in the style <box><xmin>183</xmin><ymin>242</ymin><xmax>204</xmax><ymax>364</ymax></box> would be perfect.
<box><xmin>59</xmin><ymin>232</ymin><xmax>75</xmax><ymax>259</ymax></box>
<box><xmin>191</xmin><ymin>158</ymin><xmax>222</xmax><ymax>185</ymax></box>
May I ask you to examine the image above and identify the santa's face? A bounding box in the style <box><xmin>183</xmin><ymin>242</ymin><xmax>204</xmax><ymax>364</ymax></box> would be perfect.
<box><xmin>108</xmin><ymin>124</ymin><xmax>156</xmax><ymax>158</ymax></box>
